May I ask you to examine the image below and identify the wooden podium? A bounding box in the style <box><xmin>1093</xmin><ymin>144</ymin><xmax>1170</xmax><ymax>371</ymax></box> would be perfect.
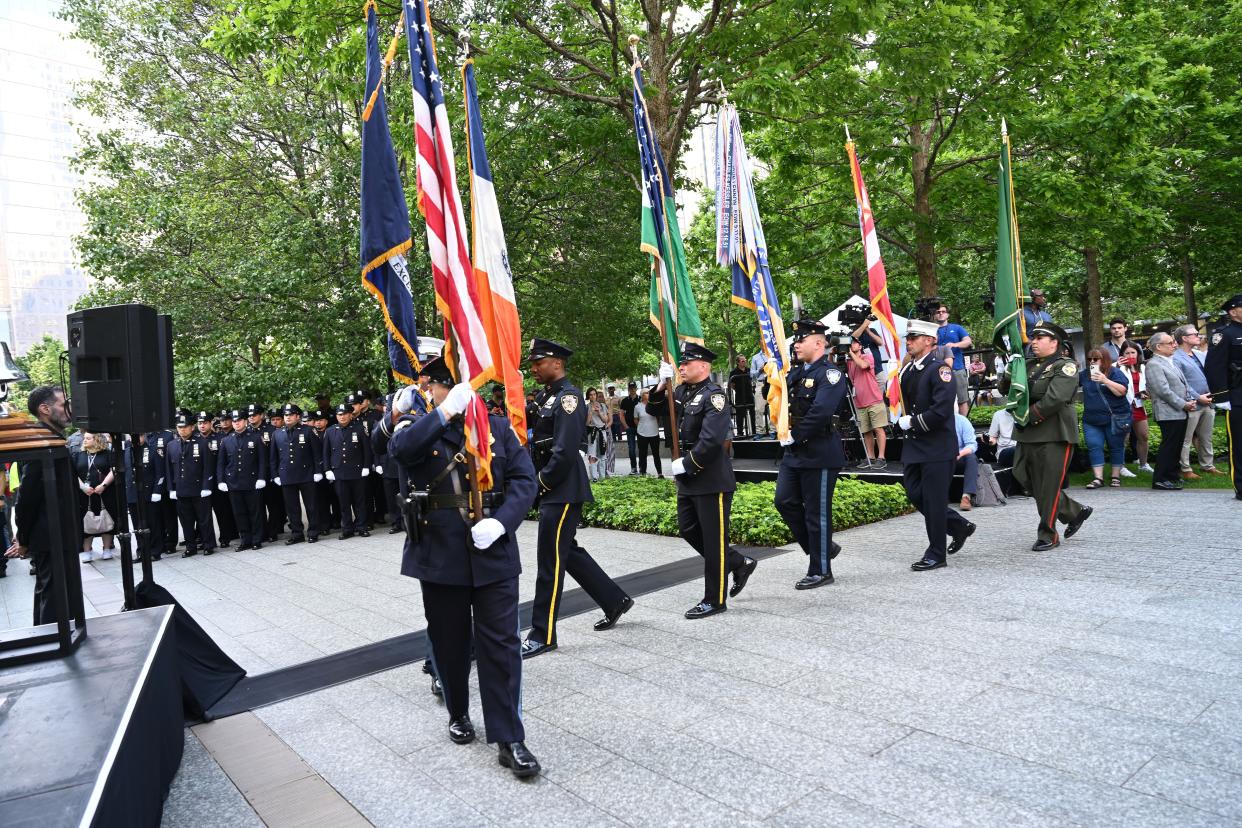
<box><xmin>0</xmin><ymin>413</ymin><xmax>87</xmax><ymax>665</ymax></box>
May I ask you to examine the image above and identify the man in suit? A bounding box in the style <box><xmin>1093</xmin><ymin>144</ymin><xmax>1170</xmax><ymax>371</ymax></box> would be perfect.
<box><xmin>1145</xmin><ymin>331</ymin><xmax>1197</xmax><ymax>491</ymax></box>
<box><xmin>521</xmin><ymin>338</ymin><xmax>632</xmax><ymax>659</ymax></box>
<box><xmin>1009</xmin><ymin>321</ymin><xmax>1092</xmax><ymax>549</ymax></box>
<box><xmin>386</xmin><ymin>357</ymin><xmax>541</xmax><ymax>778</ymax></box>
<box><xmin>895</xmin><ymin>319</ymin><xmax>975</xmax><ymax>570</ymax></box>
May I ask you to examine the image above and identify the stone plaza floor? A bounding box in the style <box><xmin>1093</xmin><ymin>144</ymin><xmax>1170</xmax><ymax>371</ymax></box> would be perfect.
<box><xmin>4</xmin><ymin>479</ymin><xmax>1241</xmax><ymax>826</ymax></box>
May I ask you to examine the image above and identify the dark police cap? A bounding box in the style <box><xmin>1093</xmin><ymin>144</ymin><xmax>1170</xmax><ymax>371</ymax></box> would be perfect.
<box><xmin>335</xmin><ymin>402</ymin><xmax>351</xmax><ymax>415</ymax></box>
<box><xmin>678</xmin><ymin>342</ymin><xmax>718</xmax><ymax>364</ymax></box>
<box><xmin>354</xmin><ymin>389</ymin><xmax>372</xmax><ymax>401</ymax></box>
<box><xmin>308</xmin><ymin>407</ymin><xmax>328</xmax><ymax>420</ymax></box>
<box><xmin>218</xmin><ymin>409</ymin><xmax>232</xmax><ymax>420</ymax></box>
<box><xmin>527</xmin><ymin>337</ymin><xmax>572</xmax><ymax>362</ymax></box>
<box><xmin>791</xmin><ymin>316</ymin><xmax>829</xmax><ymax>340</ymax></box>
<box><xmin>174</xmin><ymin>409</ymin><xmax>194</xmax><ymax>427</ymax></box>
<box><xmin>345</xmin><ymin>392</ymin><xmax>361</xmax><ymax>405</ymax></box>
<box><xmin>1029</xmin><ymin>320</ymin><xmax>1069</xmax><ymax>343</ymax></box>
<box><xmin>420</xmin><ymin>355</ymin><xmax>455</xmax><ymax>387</ymax></box>
<box><xmin>283</xmin><ymin>403</ymin><xmax>302</xmax><ymax>416</ymax></box>
<box><xmin>229</xmin><ymin>408</ymin><xmax>245</xmax><ymax>420</ymax></box>
<box><xmin>196</xmin><ymin>410</ymin><xmax>211</xmax><ymax>423</ymax></box>
<box><xmin>267</xmin><ymin>407</ymin><xmax>282</xmax><ymax>419</ymax></box>
<box><xmin>246</xmin><ymin>403</ymin><xmax>263</xmax><ymax>417</ymax></box>
<box><xmin>1221</xmin><ymin>294</ymin><xmax>1242</xmax><ymax>311</ymax></box>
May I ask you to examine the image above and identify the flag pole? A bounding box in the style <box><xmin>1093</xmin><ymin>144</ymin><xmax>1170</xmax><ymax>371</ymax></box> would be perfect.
<box><xmin>630</xmin><ymin>34</ymin><xmax>680</xmax><ymax>460</ymax></box>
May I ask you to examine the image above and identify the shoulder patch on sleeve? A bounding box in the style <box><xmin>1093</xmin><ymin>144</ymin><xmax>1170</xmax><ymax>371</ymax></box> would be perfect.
<box><xmin>711</xmin><ymin>392</ymin><xmax>726</xmax><ymax>411</ymax></box>
<box><xmin>1062</xmin><ymin>362</ymin><xmax>1077</xmax><ymax>376</ymax></box>
<box><xmin>827</xmin><ymin>369</ymin><xmax>842</xmax><ymax>385</ymax></box>
<box><xmin>561</xmin><ymin>394</ymin><xmax>579</xmax><ymax>414</ymax></box>
<box><xmin>938</xmin><ymin>365</ymin><xmax>953</xmax><ymax>382</ymax></box>
<box><xmin>1212</xmin><ymin>332</ymin><xmax>1224</xmax><ymax>346</ymax></box>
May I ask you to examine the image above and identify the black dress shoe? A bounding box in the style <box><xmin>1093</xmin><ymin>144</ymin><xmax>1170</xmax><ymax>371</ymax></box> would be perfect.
<box><xmin>795</xmin><ymin>574</ymin><xmax>834</xmax><ymax>590</ymax></box>
<box><xmin>339</xmin><ymin>531</ymin><xmax>354</xmax><ymax>540</ymax></box>
<box><xmin>183</xmin><ymin>549</ymin><xmax>198</xmax><ymax>558</ymax></box>
<box><xmin>253</xmin><ymin>542</ymin><xmax>264</xmax><ymax>550</ymax></box>
<box><xmin>948</xmin><ymin>521</ymin><xmax>976</xmax><ymax>555</ymax></box>
<box><xmin>151</xmin><ymin>554</ymin><xmax>162</xmax><ymax>562</ymax></box>
<box><xmin>521</xmin><ymin>639</ymin><xmax>557</xmax><ymax>659</ymax></box>
<box><xmin>448</xmin><ymin>715</ymin><xmax>476</xmax><ymax>745</ymax></box>
<box><xmin>388</xmin><ymin>525</ymin><xmax>404</xmax><ymax>534</ymax></box>
<box><xmin>1031</xmin><ymin>538</ymin><xmax>1060</xmax><ymax>551</ymax></box>
<box><xmin>1064</xmin><ymin>505</ymin><xmax>1093</xmax><ymax>539</ymax></box>
<box><xmin>285</xmin><ymin>535</ymin><xmax>305</xmax><ymax>546</ymax></box>
<box><xmin>684</xmin><ymin>601</ymin><xmax>726</xmax><ymax>619</ymax></box>
<box><xmin>498</xmin><ymin>742</ymin><xmax>541</xmax><ymax>779</ymax></box>
<box><xmin>236</xmin><ymin>544</ymin><xmax>252</xmax><ymax>552</ymax></box>
<box><xmin>204</xmin><ymin>548</ymin><xmax>216</xmax><ymax>556</ymax></box>
<box><xmin>431</xmin><ymin>676</ymin><xmax>443</xmax><ymax>699</ymax></box>
<box><xmin>594</xmin><ymin>596</ymin><xmax>634</xmax><ymax>631</ymax></box>
<box><xmin>357</xmin><ymin>530</ymin><xmax>371</xmax><ymax>538</ymax></box>
<box><xmin>910</xmin><ymin>557</ymin><xmax>946</xmax><ymax>571</ymax></box>
<box><xmin>307</xmin><ymin>536</ymin><xmax>318</xmax><ymax>544</ymax></box>
<box><xmin>1152</xmin><ymin>480</ymin><xmax>1183</xmax><ymax>490</ymax></box>
<box><xmin>831</xmin><ymin>541</ymin><xmax>842</xmax><ymax>560</ymax></box>
<box><xmin>729</xmin><ymin>556</ymin><xmax>758</xmax><ymax>598</ymax></box>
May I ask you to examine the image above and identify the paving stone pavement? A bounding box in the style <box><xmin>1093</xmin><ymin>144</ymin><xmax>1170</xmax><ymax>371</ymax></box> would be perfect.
<box><xmin>6</xmin><ymin>479</ymin><xmax>1238</xmax><ymax>825</ymax></box>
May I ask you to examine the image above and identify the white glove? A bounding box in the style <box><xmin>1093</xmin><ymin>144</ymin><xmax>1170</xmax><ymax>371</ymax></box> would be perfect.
<box><xmin>658</xmin><ymin>361</ymin><xmax>675</xmax><ymax>381</ymax></box>
<box><xmin>1219</xmin><ymin>401</ymin><xmax>1232</xmax><ymax>411</ymax></box>
<box><xmin>438</xmin><ymin>382</ymin><xmax>475</xmax><ymax>418</ymax></box>
<box><xmin>393</xmin><ymin>384</ymin><xmax>421</xmax><ymax>416</ymax></box>
<box><xmin>150</xmin><ymin>493</ymin><xmax>162</xmax><ymax>503</ymax></box>
<box><xmin>313</xmin><ymin>473</ymin><xmax>323</xmax><ymax>482</ymax></box>
<box><xmin>361</xmin><ymin>467</ymin><xmax>370</xmax><ymax>477</ymax></box>
<box><xmin>199</xmin><ymin>489</ymin><xmax>212</xmax><ymax>498</ymax></box>
<box><xmin>169</xmin><ymin>491</ymin><xmax>177</xmax><ymax>500</ymax></box>
<box><xmin>326</xmin><ymin>470</ymin><xmax>335</xmax><ymax>482</ymax></box>
<box><xmin>671</xmin><ymin>457</ymin><xmax>686</xmax><ymax>476</ymax></box>
<box><xmin>272</xmin><ymin>477</ymin><xmax>281</xmax><ymax>486</ymax></box>
<box><xmin>218</xmin><ymin>482</ymin><xmax>228</xmax><ymax>492</ymax></box>
<box><xmin>898</xmin><ymin>415</ymin><xmax>913</xmax><ymax>431</ymax></box>
<box><xmin>779</xmin><ymin>437</ymin><xmax>795</xmax><ymax>447</ymax></box>
<box><xmin>255</xmin><ymin>479</ymin><xmax>267</xmax><ymax>490</ymax></box>
<box><xmin>470</xmin><ymin>518</ymin><xmax>506</xmax><ymax>549</ymax></box>
<box><xmin>375</xmin><ymin>465</ymin><xmax>384</xmax><ymax>474</ymax></box>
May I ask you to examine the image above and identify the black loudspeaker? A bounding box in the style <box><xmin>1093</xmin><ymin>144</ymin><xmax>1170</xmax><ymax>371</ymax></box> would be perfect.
<box><xmin>67</xmin><ymin>303</ymin><xmax>175</xmax><ymax>434</ymax></box>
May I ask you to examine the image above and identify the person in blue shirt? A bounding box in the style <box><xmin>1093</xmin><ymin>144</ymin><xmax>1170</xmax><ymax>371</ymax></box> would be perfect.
<box><xmin>934</xmin><ymin>302</ymin><xmax>973</xmax><ymax>415</ymax></box>
<box><xmin>953</xmin><ymin>413</ymin><xmax>979</xmax><ymax>511</ymax></box>
<box><xmin>1080</xmin><ymin>348</ymin><xmax>1132</xmax><ymax>488</ymax></box>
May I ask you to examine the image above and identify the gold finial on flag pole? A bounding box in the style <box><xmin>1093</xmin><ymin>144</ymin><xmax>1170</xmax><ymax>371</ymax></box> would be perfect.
<box><xmin>844</xmin><ymin>123</ymin><xmax>852</xmax><ymax>143</ymax></box>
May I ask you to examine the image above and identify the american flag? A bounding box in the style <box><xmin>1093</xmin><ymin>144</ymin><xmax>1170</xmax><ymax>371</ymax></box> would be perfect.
<box><xmin>405</xmin><ymin>0</ymin><xmax>495</xmax><ymax>487</ymax></box>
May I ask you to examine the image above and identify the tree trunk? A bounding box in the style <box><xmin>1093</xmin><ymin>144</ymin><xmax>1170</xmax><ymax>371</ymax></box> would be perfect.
<box><xmin>1181</xmin><ymin>252</ymin><xmax>1198</xmax><ymax>322</ymax></box>
<box><xmin>1081</xmin><ymin>246</ymin><xmax>1104</xmax><ymax>352</ymax></box>
<box><xmin>908</xmin><ymin>119</ymin><xmax>938</xmax><ymax>297</ymax></box>
<box><xmin>849</xmin><ymin>265</ymin><xmax>863</xmax><ymax>298</ymax></box>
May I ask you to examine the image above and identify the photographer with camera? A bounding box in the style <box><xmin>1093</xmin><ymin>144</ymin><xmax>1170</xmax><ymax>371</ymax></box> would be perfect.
<box><xmin>934</xmin><ymin>303</ymin><xmax>973</xmax><ymax>415</ymax></box>
<box><xmin>850</xmin><ymin>314</ymin><xmax>886</xmax><ymax>384</ymax></box>
<box><xmin>846</xmin><ymin>338</ymin><xmax>888</xmax><ymax>469</ymax></box>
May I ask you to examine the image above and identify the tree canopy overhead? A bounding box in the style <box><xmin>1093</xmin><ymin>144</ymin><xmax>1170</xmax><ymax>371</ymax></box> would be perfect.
<box><xmin>65</xmin><ymin>0</ymin><xmax>1242</xmax><ymax>400</ymax></box>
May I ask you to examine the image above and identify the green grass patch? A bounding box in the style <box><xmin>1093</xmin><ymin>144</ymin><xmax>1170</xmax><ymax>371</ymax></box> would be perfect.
<box><xmin>1066</xmin><ymin>464</ymin><xmax>1233</xmax><ymax>490</ymax></box>
<box><xmin>579</xmin><ymin>475</ymin><xmax>914</xmax><ymax>547</ymax></box>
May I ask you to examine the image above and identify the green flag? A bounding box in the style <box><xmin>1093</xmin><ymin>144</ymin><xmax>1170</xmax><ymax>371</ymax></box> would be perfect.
<box><xmin>994</xmin><ymin>122</ymin><xmax>1030</xmax><ymax>426</ymax></box>
<box><xmin>632</xmin><ymin>66</ymin><xmax>703</xmax><ymax>358</ymax></box>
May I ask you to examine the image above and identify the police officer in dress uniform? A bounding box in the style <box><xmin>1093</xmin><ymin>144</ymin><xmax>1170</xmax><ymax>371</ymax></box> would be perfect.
<box><xmin>199</xmin><ymin>410</ymin><xmax>237</xmax><ymax>548</ymax></box>
<box><xmin>133</xmin><ymin>432</ymin><xmax>168</xmax><ymax>561</ymax></box>
<box><xmin>776</xmin><ymin>317</ymin><xmax>848</xmax><ymax>590</ymax></box>
<box><xmin>353</xmin><ymin>390</ymin><xmax>387</xmax><ymax>527</ymax></box>
<box><xmin>371</xmin><ymin>395</ymin><xmax>406</xmax><ymax>534</ymax></box>
<box><xmin>261</xmin><ymin>407</ymin><xmax>289</xmax><ymax>540</ymax></box>
<box><xmin>309</xmin><ymin>407</ymin><xmax>341</xmax><ymax>534</ymax></box>
<box><xmin>167</xmin><ymin>409</ymin><xmax>217</xmax><ymax>557</ymax></box>
<box><xmin>218</xmin><ymin>408</ymin><xmax>268</xmax><ymax>551</ymax></box>
<box><xmin>648</xmin><ymin>343</ymin><xmax>757</xmax><ymax>618</ymax></box>
<box><xmin>1205</xmin><ymin>294</ymin><xmax>1242</xmax><ymax>500</ymax></box>
<box><xmin>1007</xmin><ymin>321</ymin><xmax>1092</xmax><ymax>550</ymax></box>
<box><xmin>271</xmin><ymin>404</ymin><xmax>324</xmax><ymax>544</ymax></box>
<box><xmin>147</xmin><ymin>426</ymin><xmax>179</xmax><ymax>555</ymax></box>
<box><xmin>384</xmin><ymin>358</ymin><xmax>541</xmax><ymax>778</ymax></box>
<box><xmin>323</xmin><ymin>402</ymin><xmax>373</xmax><ymax>539</ymax></box>
<box><xmin>895</xmin><ymin>319</ymin><xmax>976</xmax><ymax>570</ymax></box>
<box><xmin>521</xmin><ymin>338</ymin><xmax>633</xmax><ymax>659</ymax></box>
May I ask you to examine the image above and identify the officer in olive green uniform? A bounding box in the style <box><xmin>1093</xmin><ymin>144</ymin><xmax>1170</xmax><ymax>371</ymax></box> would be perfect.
<box><xmin>1010</xmin><ymin>321</ymin><xmax>1093</xmax><ymax>550</ymax></box>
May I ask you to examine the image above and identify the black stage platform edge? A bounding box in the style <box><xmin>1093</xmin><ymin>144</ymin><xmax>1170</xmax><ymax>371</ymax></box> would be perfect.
<box><xmin>0</xmin><ymin>607</ymin><xmax>184</xmax><ymax>828</ymax></box>
<box><xmin>205</xmin><ymin>544</ymin><xmax>790</xmax><ymax>720</ymax></box>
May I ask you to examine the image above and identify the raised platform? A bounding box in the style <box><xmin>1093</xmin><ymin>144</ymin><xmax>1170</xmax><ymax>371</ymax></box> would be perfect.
<box><xmin>0</xmin><ymin>607</ymin><xmax>184</xmax><ymax>827</ymax></box>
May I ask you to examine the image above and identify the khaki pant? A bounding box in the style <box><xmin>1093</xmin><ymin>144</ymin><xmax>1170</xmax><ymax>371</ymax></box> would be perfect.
<box><xmin>1180</xmin><ymin>406</ymin><xmax>1216</xmax><ymax>471</ymax></box>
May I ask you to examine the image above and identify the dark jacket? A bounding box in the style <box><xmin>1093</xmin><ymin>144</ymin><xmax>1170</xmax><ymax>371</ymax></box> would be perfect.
<box><xmin>166</xmin><ymin>434</ymin><xmax>214</xmax><ymax>496</ymax></box>
<box><xmin>783</xmin><ymin>357</ymin><xmax>847</xmax><ymax>469</ymax></box>
<box><xmin>323</xmin><ymin>421</ymin><xmax>373</xmax><ymax>480</ymax></box>
<box><xmin>898</xmin><ymin>353</ymin><xmax>958</xmax><ymax>463</ymax></box>
<box><xmin>530</xmin><ymin>377</ymin><xmax>592</xmax><ymax>504</ymax></box>
<box><xmin>218</xmin><ymin>428</ymin><xmax>268</xmax><ymax>490</ymax></box>
<box><xmin>648</xmin><ymin>379</ymin><xmax>736</xmax><ymax>495</ymax></box>
<box><xmin>1205</xmin><ymin>319</ymin><xmax>1242</xmax><ymax>405</ymax></box>
<box><xmin>389</xmin><ymin>411</ymin><xmax>537</xmax><ymax>587</ymax></box>
<box><xmin>270</xmin><ymin>424</ymin><xmax>322</xmax><ymax>485</ymax></box>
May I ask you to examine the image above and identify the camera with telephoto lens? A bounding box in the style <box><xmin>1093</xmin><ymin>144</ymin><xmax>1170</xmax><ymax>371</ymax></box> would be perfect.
<box><xmin>838</xmin><ymin>302</ymin><xmax>873</xmax><ymax>329</ymax></box>
<box><xmin>827</xmin><ymin>333</ymin><xmax>853</xmax><ymax>367</ymax></box>
<box><xmin>912</xmin><ymin>296</ymin><xmax>943</xmax><ymax>322</ymax></box>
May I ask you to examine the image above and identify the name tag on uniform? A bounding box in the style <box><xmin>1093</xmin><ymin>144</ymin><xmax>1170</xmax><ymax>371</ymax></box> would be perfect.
<box><xmin>351</xmin><ymin>433</ymin><xmax>358</xmax><ymax>443</ymax></box>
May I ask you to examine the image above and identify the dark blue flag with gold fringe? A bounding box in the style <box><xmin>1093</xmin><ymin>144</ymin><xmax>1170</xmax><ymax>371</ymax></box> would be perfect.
<box><xmin>360</xmin><ymin>0</ymin><xmax>419</xmax><ymax>383</ymax></box>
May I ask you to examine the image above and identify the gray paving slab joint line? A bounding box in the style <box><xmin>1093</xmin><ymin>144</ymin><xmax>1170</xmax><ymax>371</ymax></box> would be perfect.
<box><xmin>205</xmin><ymin>544</ymin><xmax>790</xmax><ymax>720</ymax></box>
<box><xmin>192</xmin><ymin>711</ymin><xmax>373</xmax><ymax>828</ymax></box>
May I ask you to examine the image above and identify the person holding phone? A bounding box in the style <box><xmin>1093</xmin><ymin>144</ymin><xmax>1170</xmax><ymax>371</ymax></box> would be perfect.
<box><xmin>1118</xmin><ymin>344</ymin><xmax>1152</xmax><ymax>474</ymax></box>
<box><xmin>1080</xmin><ymin>349</ymin><xmax>1131</xmax><ymax>488</ymax></box>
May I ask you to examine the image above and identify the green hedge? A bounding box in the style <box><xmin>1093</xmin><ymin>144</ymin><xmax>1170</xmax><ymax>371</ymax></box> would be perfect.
<box><xmin>577</xmin><ymin>475</ymin><xmax>913</xmax><ymax>547</ymax></box>
<box><xmin>968</xmin><ymin>402</ymin><xmax>1228</xmax><ymax>460</ymax></box>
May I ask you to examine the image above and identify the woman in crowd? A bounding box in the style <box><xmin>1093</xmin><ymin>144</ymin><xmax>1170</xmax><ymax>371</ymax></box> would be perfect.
<box><xmin>633</xmin><ymin>390</ymin><xmax>664</xmax><ymax>477</ymax></box>
<box><xmin>75</xmin><ymin>432</ymin><xmax>117</xmax><ymax>562</ymax></box>
<box><xmin>585</xmin><ymin>388</ymin><xmax>612</xmax><ymax>481</ymax></box>
<box><xmin>1080</xmin><ymin>348</ymin><xmax>1131</xmax><ymax>488</ymax></box>
<box><xmin>1119</xmin><ymin>343</ymin><xmax>1153</xmax><ymax>474</ymax></box>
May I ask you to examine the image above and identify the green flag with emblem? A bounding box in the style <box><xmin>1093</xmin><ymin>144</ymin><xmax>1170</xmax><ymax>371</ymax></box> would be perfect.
<box><xmin>994</xmin><ymin>121</ymin><xmax>1030</xmax><ymax>426</ymax></box>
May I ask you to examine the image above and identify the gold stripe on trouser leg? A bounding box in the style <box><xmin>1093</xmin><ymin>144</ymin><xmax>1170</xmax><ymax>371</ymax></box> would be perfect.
<box><xmin>545</xmin><ymin>503</ymin><xmax>571</xmax><ymax>641</ymax></box>
<box><xmin>718</xmin><ymin>493</ymin><xmax>726</xmax><ymax>605</ymax></box>
<box><xmin>1230</xmin><ymin>412</ymin><xmax>1237</xmax><ymax>489</ymax></box>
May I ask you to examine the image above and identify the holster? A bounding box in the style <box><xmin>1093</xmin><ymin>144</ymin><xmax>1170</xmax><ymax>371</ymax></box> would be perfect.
<box><xmin>400</xmin><ymin>493</ymin><xmax>422</xmax><ymax>544</ymax></box>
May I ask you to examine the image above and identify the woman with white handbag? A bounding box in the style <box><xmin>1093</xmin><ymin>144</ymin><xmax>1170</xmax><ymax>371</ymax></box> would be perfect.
<box><xmin>74</xmin><ymin>432</ymin><xmax>117</xmax><ymax>563</ymax></box>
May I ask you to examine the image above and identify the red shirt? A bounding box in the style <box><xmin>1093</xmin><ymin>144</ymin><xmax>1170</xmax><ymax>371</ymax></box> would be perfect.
<box><xmin>847</xmin><ymin>352</ymin><xmax>884</xmax><ymax>407</ymax></box>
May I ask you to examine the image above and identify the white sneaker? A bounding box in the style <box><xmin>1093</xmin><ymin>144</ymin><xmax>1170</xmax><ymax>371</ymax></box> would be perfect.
<box><xmin>100</xmin><ymin>548</ymin><xmax>114</xmax><ymax>561</ymax></box>
<box><xmin>1118</xmin><ymin>466</ymin><xmax>1136</xmax><ymax>478</ymax></box>
<box><xmin>79</xmin><ymin>551</ymin><xmax>93</xmax><ymax>564</ymax></box>
<box><xmin>1138</xmin><ymin>463</ymin><xmax>1154</xmax><ymax>473</ymax></box>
